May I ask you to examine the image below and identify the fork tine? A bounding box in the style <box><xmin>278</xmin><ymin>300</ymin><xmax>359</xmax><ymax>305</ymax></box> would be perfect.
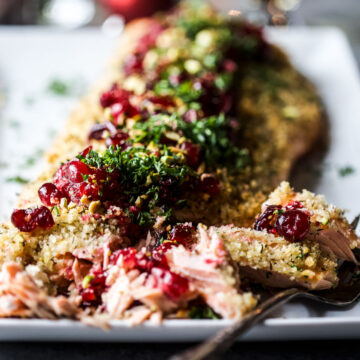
<box><xmin>351</xmin><ymin>215</ymin><xmax>360</xmax><ymax>230</ymax></box>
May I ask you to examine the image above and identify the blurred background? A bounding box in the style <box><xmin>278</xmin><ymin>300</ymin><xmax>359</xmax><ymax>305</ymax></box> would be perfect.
<box><xmin>0</xmin><ymin>0</ymin><xmax>359</xmax><ymax>64</ymax></box>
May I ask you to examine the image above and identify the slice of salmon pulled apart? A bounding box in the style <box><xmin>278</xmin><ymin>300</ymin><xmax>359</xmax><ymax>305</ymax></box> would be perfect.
<box><xmin>263</xmin><ymin>181</ymin><xmax>359</xmax><ymax>263</ymax></box>
<box><xmin>166</xmin><ymin>224</ymin><xmax>257</xmax><ymax>320</ymax></box>
<box><xmin>216</xmin><ymin>226</ymin><xmax>339</xmax><ymax>290</ymax></box>
<box><xmin>0</xmin><ymin>262</ymin><xmax>79</xmax><ymax>319</ymax></box>
<box><xmin>101</xmin><ymin>245</ymin><xmax>199</xmax><ymax>326</ymax></box>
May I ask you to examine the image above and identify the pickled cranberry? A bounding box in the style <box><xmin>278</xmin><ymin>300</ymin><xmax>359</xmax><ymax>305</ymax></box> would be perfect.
<box><xmin>151</xmin><ymin>267</ymin><xmax>189</xmax><ymax>300</ymax></box>
<box><xmin>136</xmin><ymin>22</ymin><xmax>163</xmax><ymax>54</ymax></box>
<box><xmin>105</xmin><ymin>131</ymin><xmax>129</xmax><ymax>149</ymax></box>
<box><xmin>181</xmin><ymin>141</ymin><xmax>201</xmax><ymax>168</ymax></box>
<box><xmin>275</xmin><ymin>210</ymin><xmax>310</xmax><ymax>242</ymax></box>
<box><xmin>38</xmin><ymin>183</ymin><xmax>62</xmax><ymax>206</ymax></box>
<box><xmin>152</xmin><ymin>242</ymin><xmax>175</xmax><ymax>268</ymax></box>
<box><xmin>100</xmin><ymin>85</ymin><xmax>131</xmax><ymax>109</ymax></box>
<box><xmin>81</xmin><ymin>266</ymin><xmax>106</xmax><ymax>307</ymax></box>
<box><xmin>123</xmin><ymin>53</ymin><xmax>143</xmax><ymax>75</ymax></box>
<box><xmin>285</xmin><ymin>201</ymin><xmax>303</xmax><ymax>211</ymax></box>
<box><xmin>65</xmin><ymin>160</ymin><xmax>90</xmax><ymax>183</ymax></box>
<box><xmin>99</xmin><ymin>84</ymin><xmax>139</xmax><ymax>118</ymax></box>
<box><xmin>11</xmin><ymin>206</ymin><xmax>54</xmax><ymax>232</ymax></box>
<box><xmin>88</xmin><ymin>122</ymin><xmax>117</xmax><ymax>141</ymax></box>
<box><xmin>193</xmin><ymin>78</ymin><xmax>225</xmax><ymax>116</ymax></box>
<box><xmin>109</xmin><ymin>103</ymin><xmax>125</xmax><ymax>120</ymax></box>
<box><xmin>148</xmin><ymin>96</ymin><xmax>174</xmax><ymax>108</ymax></box>
<box><xmin>110</xmin><ymin>247</ymin><xmax>138</xmax><ymax>269</ymax></box>
<box><xmin>54</xmin><ymin>153</ymin><xmax>121</xmax><ymax>204</ymax></box>
<box><xmin>200</xmin><ymin>175</ymin><xmax>220</xmax><ymax>196</ymax></box>
<box><xmin>223</xmin><ymin>59</ymin><xmax>238</xmax><ymax>72</ymax></box>
<box><xmin>109</xmin><ymin>247</ymin><xmax>154</xmax><ymax>271</ymax></box>
<box><xmin>79</xmin><ymin>146</ymin><xmax>92</xmax><ymax>157</ymax></box>
<box><xmin>169</xmin><ymin>224</ymin><xmax>193</xmax><ymax>245</ymax></box>
<box><xmin>254</xmin><ymin>205</ymin><xmax>282</xmax><ymax>232</ymax></box>
<box><xmin>81</xmin><ymin>288</ymin><xmax>96</xmax><ymax>304</ymax></box>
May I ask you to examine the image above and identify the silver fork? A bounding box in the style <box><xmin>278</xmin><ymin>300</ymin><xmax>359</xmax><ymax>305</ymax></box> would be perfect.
<box><xmin>170</xmin><ymin>216</ymin><xmax>360</xmax><ymax>360</ymax></box>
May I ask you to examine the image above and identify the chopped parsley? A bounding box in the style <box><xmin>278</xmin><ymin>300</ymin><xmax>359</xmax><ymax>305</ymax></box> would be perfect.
<box><xmin>338</xmin><ymin>166</ymin><xmax>355</xmax><ymax>178</ymax></box>
<box><xmin>79</xmin><ymin>146</ymin><xmax>198</xmax><ymax>226</ymax></box>
<box><xmin>179</xmin><ymin>114</ymin><xmax>249</xmax><ymax>169</ymax></box>
<box><xmin>47</xmin><ymin>79</ymin><xmax>70</xmax><ymax>96</ymax></box>
<box><xmin>134</xmin><ymin>113</ymin><xmax>249</xmax><ymax>171</ymax></box>
<box><xmin>6</xmin><ymin>176</ymin><xmax>29</xmax><ymax>184</ymax></box>
<box><xmin>47</xmin><ymin>78</ymin><xmax>85</xmax><ymax>97</ymax></box>
<box><xmin>189</xmin><ymin>306</ymin><xmax>220</xmax><ymax>319</ymax></box>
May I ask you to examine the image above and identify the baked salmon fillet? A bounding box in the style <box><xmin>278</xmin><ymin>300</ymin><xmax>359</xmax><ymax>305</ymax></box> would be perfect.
<box><xmin>0</xmin><ymin>1</ymin><xmax>332</xmax><ymax>324</ymax></box>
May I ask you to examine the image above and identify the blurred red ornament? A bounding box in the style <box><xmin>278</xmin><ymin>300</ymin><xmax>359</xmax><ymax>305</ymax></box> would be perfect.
<box><xmin>100</xmin><ymin>0</ymin><xmax>173</xmax><ymax>22</ymax></box>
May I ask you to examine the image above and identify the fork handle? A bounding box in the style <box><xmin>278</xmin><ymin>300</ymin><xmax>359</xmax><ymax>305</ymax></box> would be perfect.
<box><xmin>170</xmin><ymin>288</ymin><xmax>302</xmax><ymax>360</ymax></box>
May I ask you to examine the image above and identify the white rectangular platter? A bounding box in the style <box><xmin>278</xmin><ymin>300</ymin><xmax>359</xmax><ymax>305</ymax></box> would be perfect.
<box><xmin>0</xmin><ymin>26</ymin><xmax>360</xmax><ymax>341</ymax></box>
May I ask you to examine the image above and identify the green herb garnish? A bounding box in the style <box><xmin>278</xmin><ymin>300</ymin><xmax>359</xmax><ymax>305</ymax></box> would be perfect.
<box><xmin>189</xmin><ymin>306</ymin><xmax>220</xmax><ymax>319</ymax></box>
<box><xmin>47</xmin><ymin>79</ymin><xmax>70</xmax><ymax>96</ymax></box>
<box><xmin>79</xmin><ymin>146</ymin><xmax>197</xmax><ymax>226</ymax></box>
<box><xmin>338</xmin><ymin>166</ymin><xmax>355</xmax><ymax>177</ymax></box>
<box><xmin>6</xmin><ymin>176</ymin><xmax>29</xmax><ymax>184</ymax></box>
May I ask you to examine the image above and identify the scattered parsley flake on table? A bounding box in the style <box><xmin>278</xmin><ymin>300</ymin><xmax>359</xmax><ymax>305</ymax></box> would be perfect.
<box><xmin>338</xmin><ymin>166</ymin><xmax>355</xmax><ymax>177</ymax></box>
<box><xmin>5</xmin><ymin>176</ymin><xmax>29</xmax><ymax>184</ymax></box>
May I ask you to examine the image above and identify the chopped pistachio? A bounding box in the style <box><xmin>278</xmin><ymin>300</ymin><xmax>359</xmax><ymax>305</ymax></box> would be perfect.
<box><xmin>184</xmin><ymin>59</ymin><xmax>202</xmax><ymax>74</ymax></box>
<box><xmin>89</xmin><ymin>200</ymin><xmax>101</xmax><ymax>214</ymax></box>
<box><xmin>82</xmin><ymin>275</ymin><xmax>94</xmax><ymax>289</ymax></box>
<box><xmin>320</xmin><ymin>217</ymin><xmax>329</xmax><ymax>225</ymax></box>
<box><xmin>195</xmin><ymin>29</ymin><xmax>216</xmax><ymax>48</ymax></box>
<box><xmin>123</xmin><ymin>75</ymin><xmax>146</xmax><ymax>95</ymax></box>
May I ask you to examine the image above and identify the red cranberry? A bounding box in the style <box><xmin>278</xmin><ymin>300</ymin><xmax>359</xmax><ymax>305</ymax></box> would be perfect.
<box><xmin>99</xmin><ymin>85</ymin><xmax>132</xmax><ymax>109</ymax></box>
<box><xmin>38</xmin><ymin>183</ymin><xmax>62</xmax><ymax>206</ymax></box>
<box><xmin>151</xmin><ymin>267</ymin><xmax>189</xmax><ymax>300</ymax></box>
<box><xmin>148</xmin><ymin>96</ymin><xmax>174</xmax><ymax>108</ymax></box>
<box><xmin>54</xmin><ymin>153</ymin><xmax>121</xmax><ymax>204</ymax></box>
<box><xmin>285</xmin><ymin>201</ymin><xmax>303</xmax><ymax>211</ymax></box>
<box><xmin>181</xmin><ymin>141</ymin><xmax>201</xmax><ymax>168</ymax></box>
<box><xmin>88</xmin><ymin>122</ymin><xmax>117</xmax><ymax>141</ymax></box>
<box><xmin>65</xmin><ymin>160</ymin><xmax>90</xmax><ymax>183</ymax></box>
<box><xmin>223</xmin><ymin>59</ymin><xmax>238</xmax><ymax>72</ymax></box>
<box><xmin>123</xmin><ymin>53</ymin><xmax>143</xmax><ymax>75</ymax></box>
<box><xmin>79</xmin><ymin>146</ymin><xmax>92</xmax><ymax>158</ymax></box>
<box><xmin>11</xmin><ymin>206</ymin><xmax>54</xmax><ymax>232</ymax></box>
<box><xmin>152</xmin><ymin>242</ymin><xmax>174</xmax><ymax>268</ymax></box>
<box><xmin>275</xmin><ymin>210</ymin><xmax>310</xmax><ymax>242</ymax></box>
<box><xmin>254</xmin><ymin>205</ymin><xmax>282</xmax><ymax>232</ymax></box>
<box><xmin>193</xmin><ymin>77</ymin><xmax>226</xmax><ymax>116</ymax></box>
<box><xmin>81</xmin><ymin>266</ymin><xmax>106</xmax><ymax>307</ymax></box>
<box><xmin>169</xmin><ymin>224</ymin><xmax>193</xmax><ymax>246</ymax></box>
<box><xmin>105</xmin><ymin>131</ymin><xmax>129</xmax><ymax>149</ymax></box>
<box><xmin>110</xmin><ymin>247</ymin><xmax>138</xmax><ymax>269</ymax></box>
<box><xmin>136</xmin><ymin>22</ymin><xmax>163</xmax><ymax>54</ymax></box>
<box><xmin>109</xmin><ymin>103</ymin><xmax>125</xmax><ymax>120</ymax></box>
<box><xmin>136</xmin><ymin>251</ymin><xmax>155</xmax><ymax>272</ymax></box>
<box><xmin>200</xmin><ymin>175</ymin><xmax>220</xmax><ymax>196</ymax></box>
<box><xmin>81</xmin><ymin>288</ymin><xmax>96</xmax><ymax>303</ymax></box>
